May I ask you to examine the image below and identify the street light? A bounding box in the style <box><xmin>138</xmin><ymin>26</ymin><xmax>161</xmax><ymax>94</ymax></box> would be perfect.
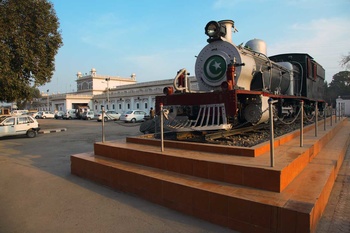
<box><xmin>47</xmin><ymin>89</ymin><xmax>49</xmax><ymax>111</ymax></box>
<box><xmin>105</xmin><ymin>77</ymin><xmax>110</xmax><ymax>109</ymax></box>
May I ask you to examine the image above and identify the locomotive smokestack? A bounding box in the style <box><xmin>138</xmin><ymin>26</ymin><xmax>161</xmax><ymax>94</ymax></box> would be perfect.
<box><xmin>218</xmin><ymin>20</ymin><xmax>235</xmax><ymax>43</ymax></box>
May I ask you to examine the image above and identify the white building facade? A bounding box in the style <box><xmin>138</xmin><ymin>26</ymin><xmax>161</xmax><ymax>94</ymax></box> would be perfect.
<box><xmin>35</xmin><ymin>68</ymin><xmax>197</xmax><ymax>115</ymax></box>
<box><xmin>336</xmin><ymin>96</ymin><xmax>350</xmax><ymax>116</ymax></box>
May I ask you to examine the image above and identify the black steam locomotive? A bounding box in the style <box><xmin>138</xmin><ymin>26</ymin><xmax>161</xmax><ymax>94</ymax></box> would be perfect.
<box><xmin>156</xmin><ymin>20</ymin><xmax>325</xmax><ymax>131</ymax></box>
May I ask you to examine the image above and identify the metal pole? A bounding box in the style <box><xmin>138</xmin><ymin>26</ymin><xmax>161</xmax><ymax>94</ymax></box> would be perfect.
<box><xmin>102</xmin><ymin>106</ymin><xmax>105</xmax><ymax>143</ymax></box>
<box><xmin>105</xmin><ymin>77</ymin><xmax>110</xmax><ymax>110</ymax></box>
<box><xmin>324</xmin><ymin>106</ymin><xmax>326</xmax><ymax>131</ymax></box>
<box><xmin>330</xmin><ymin>107</ymin><xmax>333</xmax><ymax>126</ymax></box>
<box><xmin>160</xmin><ymin>103</ymin><xmax>164</xmax><ymax>152</ymax></box>
<box><xmin>338</xmin><ymin>102</ymin><xmax>341</xmax><ymax>121</ymax></box>
<box><xmin>300</xmin><ymin>100</ymin><xmax>304</xmax><ymax>147</ymax></box>
<box><xmin>268</xmin><ymin>98</ymin><xmax>277</xmax><ymax>167</ymax></box>
<box><xmin>335</xmin><ymin>105</ymin><xmax>337</xmax><ymax>123</ymax></box>
<box><xmin>315</xmin><ymin>102</ymin><xmax>318</xmax><ymax>137</ymax></box>
<box><xmin>47</xmin><ymin>89</ymin><xmax>49</xmax><ymax>111</ymax></box>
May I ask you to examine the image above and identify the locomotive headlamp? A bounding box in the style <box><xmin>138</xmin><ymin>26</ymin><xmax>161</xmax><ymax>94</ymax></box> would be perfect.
<box><xmin>205</xmin><ymin>21</ymin><xmax>226</xmax><ymax>40</ymax></box>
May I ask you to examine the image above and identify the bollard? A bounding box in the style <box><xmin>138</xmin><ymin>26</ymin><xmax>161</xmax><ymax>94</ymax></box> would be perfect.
<box><xmin>160</xmin><ymin>103</ymin><xmax>164</xmax><ymax>152</ymax></box>
<box><xmin>101</xmin><ymin>106</ymin><xmax>105</xmax><ymax>143</ymax></box>
<box><xmin>315</xmin><ymin>102</ymin><xmax>318</xmax><ymax>137</ymax></box>
<box><xmin>300</xmin><ymin>100</ymin><xmax>304</xmax><ymax>147</ymax></box>
<box><xmin>268</xmin><ymin>98</ymin><xmax>278</xmax><ymax>167</ymax></box>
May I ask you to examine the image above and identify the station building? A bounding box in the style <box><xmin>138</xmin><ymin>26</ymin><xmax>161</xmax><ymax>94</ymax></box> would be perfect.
<box><xmin>336</xmin><ymin>96</ymin><xmax>349</xmax><ymax>116</ymax></box>
<box><xmin>34</xmin><ymin>68</ymin><xmax>197</xmax><ymax>115</ymax></box>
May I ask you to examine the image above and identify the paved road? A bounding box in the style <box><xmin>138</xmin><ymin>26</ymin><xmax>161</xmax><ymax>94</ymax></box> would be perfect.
<box><xmin>0</xmin><ymin>119</ymin><xmax>234</xmax><ymax>233</ymax></box>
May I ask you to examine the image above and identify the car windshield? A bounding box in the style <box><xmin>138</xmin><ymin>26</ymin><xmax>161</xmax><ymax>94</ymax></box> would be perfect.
<box><xmin>125</xmin><ymin>111</ymin><xmax>133</xmax><ymax>114</ymax></box>
<box><xmin>0</xmin><ymin>115</ymin><xmax>10</xmax><ymax>123</ymax></box>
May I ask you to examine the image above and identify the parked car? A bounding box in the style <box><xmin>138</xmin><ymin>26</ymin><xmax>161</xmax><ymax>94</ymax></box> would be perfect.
<box><xmin>0</xmin><ymin>115</ymin><xmax>40</xmax><ymax>138</ymax></box>
<box><xmin>63</xmin><ymin>109</ymin><xmax>78</xmax><ymax>120</ymax></box>
<box><xmin>11</xmin><ymin>110</ymin><xmax>28</xmax><ymax>115</ymax></box>
<box><xmin>54</xmin><ymin>111</ymin><xmax>65</xmax><ymax>119</ymax></box>
<box><xmin>81</xmin><ymin>111</ymin><xmax>95</xmax><ymax>120</ymax></box>
<box><xmin>96</xmin><ymin>110</ymin><xmax>121</xmax><ymax>122</ymax></box>
<box><xmin>28</xmin><ymin>112</ymin><xmax>40</xmax><ymax>119</ymax></box>
<box><xmin>120</xmin><ymin>110</ymin><xmax>147</xmax><ymax>123</ymax></box>
<box><xmin>37</xmin><ymin>111</ymin><xmax>55</xmax><ymax>119</ymax></box>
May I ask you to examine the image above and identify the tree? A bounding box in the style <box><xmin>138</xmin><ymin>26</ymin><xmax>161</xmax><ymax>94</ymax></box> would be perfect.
<box><xmin>16</xmin><ymin>86</ymin><xmax>41</xmax><ymax>109</ymax></box>
<box><xmin>340</xmin><ymin>52</ymin><xmax>350</xmax><ymax>70</ymax></box>
<box><xmin>327</xmin><ymin>71</ymin><xmax>350</xmax><ymax>105</ymax></box>
<box><xmin>0</xmin><ymin>0</ymin><xmax>63</xmax><ymax>102</ymax></box>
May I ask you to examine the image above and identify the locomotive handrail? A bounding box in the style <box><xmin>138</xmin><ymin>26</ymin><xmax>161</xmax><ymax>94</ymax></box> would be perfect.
<box><xmin>173</xmin><ymin>68</ymin><xmax>190</xmax><ymax>93</ymax></box>
<box><xmin>290</xmin><ymin>61</ymin><xmax>304</xmax><ymax>96</ymax></box>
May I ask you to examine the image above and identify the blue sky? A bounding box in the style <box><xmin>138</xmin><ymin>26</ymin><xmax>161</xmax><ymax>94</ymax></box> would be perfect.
<box><xmin>42</xmin><ymin>0</ymin><xmax>350</xmax><ymax>94</ymax></box>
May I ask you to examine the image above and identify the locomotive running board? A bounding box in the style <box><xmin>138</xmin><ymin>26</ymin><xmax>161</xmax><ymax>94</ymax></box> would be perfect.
<box><xmin>164</xmin><ymin>103</ymin><xmax>232</xmax><ymax>132</ymax></box>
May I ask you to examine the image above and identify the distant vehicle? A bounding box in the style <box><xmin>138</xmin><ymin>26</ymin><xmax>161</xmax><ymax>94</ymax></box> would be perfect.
<box><xmin>28</xmin><ymin>112</ymin><xmax>39</xmax><ymax>119</ymax></box>
<box><xmin>11</xmin><ymin>110</ymin><xmax>28</xmax><ymax>116</ymax></box>
<box><xmin>37</xmin><ymin>111</ymin><xmax>55</xmax><ymax>119</ymax></box>
<box><xmin>54</xmin><ymin>111</ymin><xmax>65</xmax><ymax>119</ymax></box>
<box><xmin>120</xmin><ymin>110</ymin><xmax>147</xmax><ymax>123</ymax></box>
<box><xmin>0</xmin><ymin>115</ymin><xmax>40</xmax><ymax>138</ymax></box>
<box><xmin>96</xmin><ymin>110</ymin><xmax>121</xmax><ymax>122</ymax></box>
<box><xmin>63</xmin><ymin>109</ymin><xmax>78</xmax><ymax>120</ymax></box>
<box><xmin>81</xmin><ymin>111</ymin><xmax>95</xmax><ymax>120</ymax></box>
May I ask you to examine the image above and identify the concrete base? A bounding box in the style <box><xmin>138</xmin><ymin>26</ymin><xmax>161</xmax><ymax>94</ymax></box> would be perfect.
<box><xmin>71</xmin><ymin>117</ymin><xmax>349</xmax><ymax>233</ymax></box>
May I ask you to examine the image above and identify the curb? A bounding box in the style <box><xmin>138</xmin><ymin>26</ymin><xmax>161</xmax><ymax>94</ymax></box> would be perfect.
<box><xmin>39</xmin><ymin>128</ymin><xmax>67</xmax><ymax>134</ymax></box>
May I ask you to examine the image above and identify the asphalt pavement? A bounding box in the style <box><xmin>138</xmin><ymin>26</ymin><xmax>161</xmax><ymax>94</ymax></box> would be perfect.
<box><xmin>0</xmin><ymin>118</ymin><xmax>349</xmax><ymax>233</ymax></box>
<box><xmin>0</xmin><ymin>119</ymin><xmax>234</xmax><ymax>233</ymax></box>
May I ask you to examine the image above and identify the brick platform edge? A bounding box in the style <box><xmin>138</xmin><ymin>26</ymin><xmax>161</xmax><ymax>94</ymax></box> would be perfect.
<box><xmin>71</xmin><ymin>117</ymin><xmax>349</xmax><ymax>233</ymax></box>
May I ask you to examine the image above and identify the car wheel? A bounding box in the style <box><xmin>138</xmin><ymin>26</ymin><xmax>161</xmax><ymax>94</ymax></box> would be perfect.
<box><xmin>26</xmin><ymin>130</ymin><xmax>36</xmax><ymax>138</ymax></box>
<box><xmin>87</xmin><ymin>117</ymin><xmax>91</xmax><ymax>120</ymax></box>
<box><xmin>43</xmin><ymin>116</ymin><xmax>46</xmax><ymax>119</ymax></box>
<box><xmin>131</xmin><ymin>118</ymin><xmax>136</xmax><ymax>123</ymax></box>
<box><xmin>104</xmin><ymin>117</ymin><xmax>108</xmax><ymax>122</ymax></box>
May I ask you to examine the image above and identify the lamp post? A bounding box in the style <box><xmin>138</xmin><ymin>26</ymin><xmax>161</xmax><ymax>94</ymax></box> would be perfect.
<box><xmin>105</xmin><ymin>77</ymin><xmax>110</xmax><ymax>108</ymax></box>
<box><xmin>47</xmin><ymin>89</ymin><xmax>49</xmax><ymax>111</ymax></box>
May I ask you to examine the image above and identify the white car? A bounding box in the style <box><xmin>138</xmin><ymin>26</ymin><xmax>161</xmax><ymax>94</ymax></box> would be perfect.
<box><xmin>81</xmin><ymin>111</ymin><xmax>95</xmax><ymax>120</ymax></box>
<box><xmin>37</xmin><ymin>111</ymin><xmax>55</xmax><ymax>119</ymax></box>
<box><xmin>120</xmin><ymin>110</ymin><xmax>147</xmax><ymax>123</ymax></box>
<box><xmin>0</xmin><ymin>115</ymin><xmax>40</xmax><ymax>138</ymax></box>
<box><xmin>96</xmin><ymin>110</ymin><xmax>121</xmax><ymax>122</ymax></box>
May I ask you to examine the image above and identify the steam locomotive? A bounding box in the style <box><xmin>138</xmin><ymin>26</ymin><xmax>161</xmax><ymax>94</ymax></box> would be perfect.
<box><xmin>155</xmin><ymin>20</ymin><xmax>325</xmax><ymax>131</ymax></box>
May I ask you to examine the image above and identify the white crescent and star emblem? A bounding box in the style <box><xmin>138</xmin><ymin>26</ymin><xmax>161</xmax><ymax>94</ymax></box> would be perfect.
<box><xmin>204</xmin><ymin>55</ymin><xmax>226</xmax><ymax>82</ymax></box>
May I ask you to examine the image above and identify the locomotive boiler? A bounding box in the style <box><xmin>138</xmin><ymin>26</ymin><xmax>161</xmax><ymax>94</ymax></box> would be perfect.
<box><xmin>156</xmin><ymin>20</ymin><xmax>325</xmax><ymax>131</ymax></box>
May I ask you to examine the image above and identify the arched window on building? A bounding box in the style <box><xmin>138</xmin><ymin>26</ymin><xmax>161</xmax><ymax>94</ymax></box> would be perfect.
<box><xmin>82</xmin><ymin>82</ymin><xmax>88</xmax><ymax>90</ymax></box>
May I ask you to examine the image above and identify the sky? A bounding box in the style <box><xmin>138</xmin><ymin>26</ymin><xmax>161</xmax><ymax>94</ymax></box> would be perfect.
<box><xmin>41</xmin><ymin>0</ymin><xmax>350</xmax><ymax>94</ymax></box>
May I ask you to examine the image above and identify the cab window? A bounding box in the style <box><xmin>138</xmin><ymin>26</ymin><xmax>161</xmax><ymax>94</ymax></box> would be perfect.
<box><xmin>18</xmin><ymin>116</ymin><xmax>33</xmax><ymax>124</ymax></box>
<box><xmin>3</xmin><ymin>118</ymin><xmax>15</xmax><ymax>126</ymax></box>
